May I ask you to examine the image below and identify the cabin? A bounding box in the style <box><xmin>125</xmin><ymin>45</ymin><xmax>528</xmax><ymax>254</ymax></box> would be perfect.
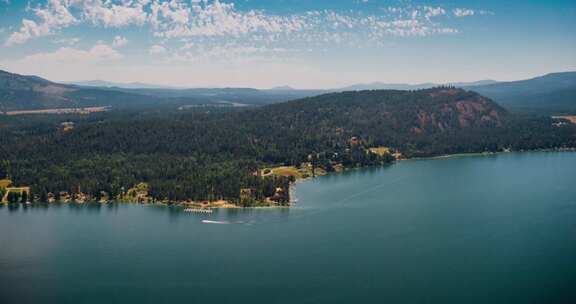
<box><xmin>1</xmin><ymin>179</ymin><xmax>32</xmax><ymax>203</ymax></box>
<box><xmin>2</xmin><ymin>186</ymin><xmax>31</xmax><ymax>203</ymax></box>
<box><xmin>60</xmin><ymin>121</ymin><xmax>75</xmax><ymax>132</ymax></box>
<box><xmin>59</xmin><ymin>191</ymin><xmax>71</xmax><ymax>202</ymax></box>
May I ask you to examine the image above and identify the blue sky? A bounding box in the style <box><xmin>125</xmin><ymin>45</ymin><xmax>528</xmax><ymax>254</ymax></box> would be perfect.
<box><xmin>0</xmin><ymin>0</ymin><xmax>574</xmax><ymax>88</ymax></box>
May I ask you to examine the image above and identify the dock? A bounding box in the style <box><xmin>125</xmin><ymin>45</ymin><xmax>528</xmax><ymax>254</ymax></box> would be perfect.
<box><xmin>183</xmin><ymin>208</ymin><xmax>213</xmax><ymax>214</ymax></box>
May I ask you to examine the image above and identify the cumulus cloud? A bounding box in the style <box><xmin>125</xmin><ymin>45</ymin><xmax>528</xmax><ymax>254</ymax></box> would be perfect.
<box><xmin>5</xmin><ymin>43</ymin><xmax>122</xmax><ymax>65</ymax></box>
<box><xmin>112</xmin><ymin>35</ymin><xmax>128</xmax><ymax>47</ymax></box>
<box><xmin>0</xmin><ymin>42</ymin><xmax>125</xmax><ymax>85</ymax></box>
<box><xmin>149</xmin><ymin>44</ymin><xmax>167</xmax><ymax>54</ymax></box>
<box><xmin>453</xmin><ymin>8</ymin><xmax>475</xmax><ymax>17</ymax></box>
<box><xmin>423</xmin><ymin>7</ymin><xmax>446</xmax><ymax>19</ymax></box>
<box><xmin>82</xmin><ymin>0</ymin><xmax>148</xmax><ymax>27</ymax></box>
<box><xmin>164</xmin><ymin>43</ymin><xmax>293</xmax><ymax>64</ymax></box>
<box><xmin>5</xmin><ymin>0</ymin><xmax>77</xmax><ymax>46</ymax></box>
<box><xmin>5</xmin><ymin>0</ymin><xmax>144</xmax><ymax>46</ymax></box>
<box><xmin>151</xmin><ymin>0</ymin><xmax>307</xmax><ymax>39</ymax></box>
<box><xmin>4</xmin><ymin>0</ymin><xmax>487</xmax><ymax>49</ymax></box>
<box><xmin>5</xmin><ymin>19</ymin><xmax>50</xmax><ymax>46</ymax></box>
<box><xmin>54</xmin><ymin>37</ymin><xmax>81</xmax><ymax>45</ymax></box>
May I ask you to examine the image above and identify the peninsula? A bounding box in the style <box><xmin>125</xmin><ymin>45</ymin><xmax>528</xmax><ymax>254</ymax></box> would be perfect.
<box><xmin>2</xmin><ymin>87</ymin><xmax>575</xmax><ymax>207</ymax></box>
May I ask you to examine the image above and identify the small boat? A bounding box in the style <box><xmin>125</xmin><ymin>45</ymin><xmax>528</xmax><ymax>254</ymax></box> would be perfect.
<box><xmin>202</xmin><ymin>220</ymin><xmax>230</xmax><ymax>224</ymax></box>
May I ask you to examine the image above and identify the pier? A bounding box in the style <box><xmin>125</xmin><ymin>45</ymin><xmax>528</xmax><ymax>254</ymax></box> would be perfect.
<box><xmin>183</xmin><ymin>208</ymin><xmax>213</xmax><ymax>214</ymax></box>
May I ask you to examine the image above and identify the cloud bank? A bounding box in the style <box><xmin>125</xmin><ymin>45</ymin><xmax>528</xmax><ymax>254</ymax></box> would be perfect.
<box><xmin>5</xmin><ymin>0</ymin><xmax>482</xmax><ymax>48</ymax></box>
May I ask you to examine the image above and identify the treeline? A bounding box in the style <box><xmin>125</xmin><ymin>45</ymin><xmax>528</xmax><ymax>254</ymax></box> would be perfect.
<box><xmin>1</xmin><ymin>88</ymin><xmax>575</xmax><ymax>204</ymax></box>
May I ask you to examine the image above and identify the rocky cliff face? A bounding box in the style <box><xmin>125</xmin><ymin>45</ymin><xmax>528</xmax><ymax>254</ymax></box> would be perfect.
<box><xmin>410</xmin><ymin>88</ymin><xmax>506</xmax><ymax>133</ymax></box>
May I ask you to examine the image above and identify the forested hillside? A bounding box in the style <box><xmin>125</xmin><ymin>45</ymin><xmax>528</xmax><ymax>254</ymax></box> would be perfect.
<box><xmin>1</xmin><ymin>88</ymin><xmax>575</xmax><ymax>204</ymax></box>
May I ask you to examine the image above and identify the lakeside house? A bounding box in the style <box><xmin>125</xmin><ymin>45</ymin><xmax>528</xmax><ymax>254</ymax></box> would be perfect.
<box><xmin>0</xmin><ymin>179</ymin><xmax>31</xmax><ymax>203</ymax></box>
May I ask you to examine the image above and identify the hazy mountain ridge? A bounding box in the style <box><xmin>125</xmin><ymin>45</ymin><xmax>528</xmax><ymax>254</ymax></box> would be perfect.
<box><xmin>67</xmin><ymin>80</ymin><xmax>179</xmax><ymax>90</ymax></box>
<box><xmin>0</xmin><ymin>69</ymin><xmax>321</xmax><ymax>110</ymax></box>
<box><xmin>464</xmin><ymin>72</ymin><xmax>576</xmax><ymax>114</ymax></box>
<box><xmin>1</xmin><ymin>69</ymin><xmax>574</xmax><ymax>114</ymax></box>
<box><xmin>337</xmin><ymin>80</ymin><xmax>499</xmax><ymax>91</ymax></box>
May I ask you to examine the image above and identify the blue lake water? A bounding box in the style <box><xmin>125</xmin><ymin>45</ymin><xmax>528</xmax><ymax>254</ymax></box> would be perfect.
<box><xmin>1</xmin><ymin>152</ymin><xmax>575</xmax><ymax>303</ymax></box>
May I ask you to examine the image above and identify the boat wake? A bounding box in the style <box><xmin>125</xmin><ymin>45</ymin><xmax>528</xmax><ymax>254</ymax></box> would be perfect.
<box><xmin>202</xmin><ymin>220</ymin><xmax>230</xmax><ymax>224</ymax></box>
<box><xmin>201</xmin><ymin>220</ymin><xmax>255</xmax><ymax>225</ymax></box>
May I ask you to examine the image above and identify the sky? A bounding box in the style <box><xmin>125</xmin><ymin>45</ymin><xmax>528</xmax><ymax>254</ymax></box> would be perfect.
<box><xmin>0</xmin><ymin>0</ymin><xmax>574</xmax><ymax>89</ymax></box>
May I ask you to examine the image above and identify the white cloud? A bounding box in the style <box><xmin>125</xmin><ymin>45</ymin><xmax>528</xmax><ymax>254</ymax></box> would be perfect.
<box><xmin>5</xmin><ymin>19</ymin><xmax>50</xmax><ymax>46</ymax></box>
<box><xmin>5</xmin><ymin>0</ymin><xmax>145</xmax><ymax>46</ymax></box>
<box><xmin>0</xmin><ymin>42</ymin><xmax>126</xmax><ymax>86</ymax></box>
<box><xmin>151</xmin><ymin>0</ymin><xmax>307</xmax><ymax>39</ymax></box>
<box><xmin>149</xmin><ymin>0</ymin><xmax>191</xmax><ymax>27</ymax></box>
<box><xmin>149</xmin><ymin>44</ymin><xmax>166</xmax><ymax>54</ymax></box>
<box><xmin>164</xmin><ymin>43</ymin><xmax>293</xmax><ymax>64</ymax></box>
<box><xmin>54</xmin><ymin>37</ymin><xmax>81</xmax><ymax>45</ymax></box>
<box><xmin>4</xmin><ymin>0</ymin><xmax>483</xmax><ymax>50</ymax></box>
<box><xmin>24</xmin><ymin>43</ymin><xmax>121</xmax><ymax>63</ymax></box>
<box><xmin>0</xmin><ymin>43</ymin><xmax>122</xmax><ymax>80</ymax></box>
<box><xmin>5</xmin><ymin>0</ymin><xmax>77</xmax><ymax>46</ymax></box>
<box><xmin>82</xmin><ymin>0</ymin><xmax>148</xmax><ymax>27</ymax></box>
<box><xmin>453</xmin><ymin>8</ymin><xmax>475</xmax><ymax>17</ymax></box>
<box><xmin>34</xmin><ymin>0</ymin><xmax>77</xmax><ymax>28</ymax></box>
<box><xmin>424</xmin><ymin>7</ymin><xmax>446</xmax><ymax>19</ymax></box>
<box><xmin>112</xmin><ymin>35</ymin><xmax>128</xmax><ymax>47</ymax></box>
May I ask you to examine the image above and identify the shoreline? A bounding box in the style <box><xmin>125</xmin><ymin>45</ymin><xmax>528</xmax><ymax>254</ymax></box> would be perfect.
<box><xmin>287</xmin><ymin>148</ymin><xmax>576</xmax><ymax>205</ymax></box>
<box><xmin>400</xmin><ymin>147</ymin><xmax>576</xmax><ymax>162</ymax></box>
<box><xmin>4</xmin><ymin>149</ymin><xmax>574</xmax><ymax>209</ymax></box>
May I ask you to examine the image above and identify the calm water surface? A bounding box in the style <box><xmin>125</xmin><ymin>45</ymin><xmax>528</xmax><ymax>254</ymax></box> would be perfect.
<box><xmin>1</xmin><ymin>152</ymin><xmax>575</xmax><ymax>303</ymax></box>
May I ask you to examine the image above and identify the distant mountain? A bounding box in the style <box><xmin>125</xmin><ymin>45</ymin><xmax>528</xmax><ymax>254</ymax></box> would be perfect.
<box><xmin>68</xmin><ymin>80</ymin><xmax>176</xmax><ymax>89</ymax></box>
<box><xmin>0</xmin><ymin>70</ymin><xmax>241</xmax><ymax>111</ymax></box>
<box><xmin>0</xmin><ymin>70</ymin><xmax>320</xmax><ymax>111</ymax></box>
<box><xmin>269</xmin><ymin>85</ymin><xmax>296</xmax><ymax>91</ymax></box>
<box><xmin>339</xmin><ymin>82</ymin><xmax>437</xmax><ymax>91</ymax></box>
<box><xmin>465</xmin><ymin>72</ymin><xmax>576</xmax><ymax>114</ymax></box>
<box><xmin>339</xmin><ymin>80</ymin><xmax>498</xmax><ymax>91</ymax></box>
<box><xmin>3</xmin><ymin>69</ymin><xmax>574</xmax><ymax>115</ymax></box>
<box><xmin>450</xmin><ymin>80</ymin><xmax>499</xmax><ymax>87</ymax></box>
<box><xmin>0</xmin><ymin>70</ymin><xmax>79</xmax><ymax>110</ymax></box>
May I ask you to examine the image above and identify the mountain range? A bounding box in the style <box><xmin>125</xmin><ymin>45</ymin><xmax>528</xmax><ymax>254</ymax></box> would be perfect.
<box><xmin>338</xmin><ymin>80</ymin><xmax>499</xmax><ymax>91</ymax></box>
<box><xmin>1</xmin><ymin>69</ymin><xmax>575</xmax><ymax>114</ymax></box>
<box><xmin>463</xmin><ymin>72</ymin><xmax>576</xmax><ymax>114</ymax></box>
<box><xmin>65</xmin><ymin>80</ymin><xmax>179</xmax><ymax>90</ymax></box>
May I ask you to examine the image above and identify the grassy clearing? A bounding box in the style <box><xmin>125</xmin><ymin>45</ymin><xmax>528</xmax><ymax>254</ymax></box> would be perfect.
<box><xmin>261</xmin><ymin>164</ymin><xmax>319</xmax><ymax>179</ymax></box>
<box><xmin>369</xmin><ymin>147</ymin><xmax>391</xmax><ymax>156</ymax></box>
<box><xmin>369</xmin><ymin>146</ymin><xmax>403</xmax><ymax>159</ymax></box>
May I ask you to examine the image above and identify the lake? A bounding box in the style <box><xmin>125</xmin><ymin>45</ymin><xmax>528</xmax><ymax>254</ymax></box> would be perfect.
<box><xmin>1</xmin><ymin>152</ymin><xmax>575</xmax><ymax>303</ymax></box>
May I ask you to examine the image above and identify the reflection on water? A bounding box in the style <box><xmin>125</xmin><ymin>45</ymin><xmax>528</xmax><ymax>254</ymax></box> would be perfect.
<box><xmin>1</xmin><ymin>152</ymin><xmax>575</xmax><ymax>304</ymax></box>
<box><xmin>1</xmin><ymin>202</ymin><xmax>293</xmax><ymax>226</ymax></box>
